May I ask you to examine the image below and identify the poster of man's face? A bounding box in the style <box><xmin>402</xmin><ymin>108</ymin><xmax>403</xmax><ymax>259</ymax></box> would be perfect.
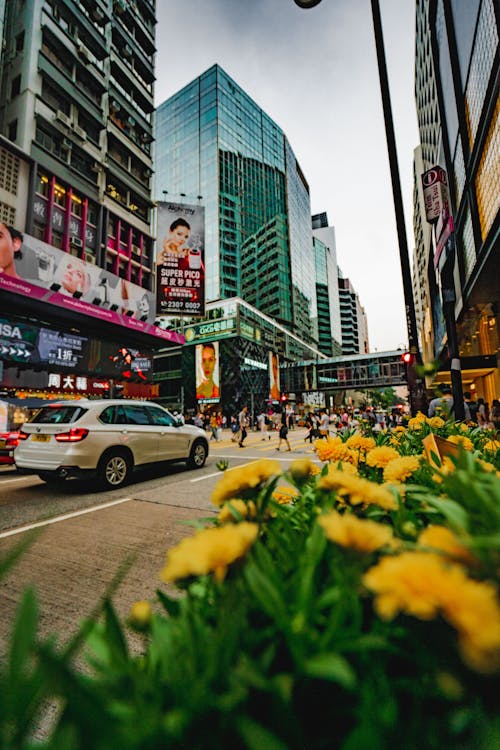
<box><xmin>195</xmin><ymin>341</ymin><xmax>220</xmax><ymax>402</ymax></box>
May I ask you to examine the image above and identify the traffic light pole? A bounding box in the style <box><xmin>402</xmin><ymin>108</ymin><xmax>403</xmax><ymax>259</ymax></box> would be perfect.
<box><xmin>370</xmin><ymin>0</ymin><xmax>426</xmax><ymax>416</ymax></box>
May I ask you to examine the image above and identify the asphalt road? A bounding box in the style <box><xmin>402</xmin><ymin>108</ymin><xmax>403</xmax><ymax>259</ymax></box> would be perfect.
<box><xmin>0</xmin><ymin>427</ymin><xmax>315</xmax><ymax>659</ymax></box>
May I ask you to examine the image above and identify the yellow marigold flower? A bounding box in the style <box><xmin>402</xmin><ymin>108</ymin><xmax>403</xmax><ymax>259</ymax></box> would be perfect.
<box><xmin>483</xmin><ymin>440</ymin><xmax>500</xmax><ymax>454</ymax></box>
<box><xmin>478</xmin><ymin>459</ymin><xmax>499</xmax><ymax>476</ymax></box>
<box><xmin>408</xmin><ymin>417</ymin><xmax>425</xmax><ymax>430</ymax></box>
<box><xmin>394</xmin><ymin>426</ymin><xmax>407</xmax><ymax>433</ymax></box>
<box><xmin>211</xmin><ymin>460</ymin><xmax>281</xmax><ymax>507</ymax></box>
<box><xmin>363</xmin><ymin>552</ymin><xmax>500</xmax><ymax>673</ymax></box>
<box><xmin>289</xmin><ymin>458</ymin><xmax>316</xmax><ymax>482</ymax></box>
<box><xmin>430</xmin><ymin>455</ymin><xmax>455</xmax><ymax>483</ymax></box>
<box><xmin>383</xmin><ymin>455</ymin><xmax>420</xmax><ymax>483</ymax></box>
<box><xmin>319</xmin><ymin>511</ymin><xmax>394</xmax><ymax>553</ymax></box>
<box><xmin>345</xmin><ymin>435</ymin><xmax>376</xmax><ymax>453</ymax></box>
<box><xmin>366</xmin><ymin>446</ymin><xmax>399</xmax><ymax>469</ymax></box>
<box><xmin>272</xmin><ymin>485</ymin><xmax>299</xmax><ymax>505</ymax></box>
<box><xmin>217</xmin><ymin>499</ymin><xmax>256</xmax><ymax>524</ymax></box>
<box><xmin>427</xmin><ymin>416</ymin><xmax>445</xmax><ymax>429</ymax></box>
<box><xmin>459</xmin><ymin>423</ymin><xmax>469</xmax><ymax>433</ymax></box>
<box><xmin>447</xmin><ymin>434</ymin><xmax>474</xmax><ymax>452</ymax></box>
<box><xmin>418</xmin><ymin>525</ymin><xmax>475</xmax><ymax>565</ymax></box>
<box><xmin>336</xmin><ymin>461</ymin><xmax>358</xmax><ymax>476</ymax></box>
<box><xmin>318</xmin><ymin>469</ymin><xmax>397</xmax><ymax>511</ymax></box>
<box><xmin>161</xmin><ymin>522</ymin><xmax>259</xmax><ymax>583</ymax></box>
<box><xmin>128</xmin><ymin>600</ymin><xmax>153</xmax><ymax>631</ymax></box>
<box><xmin>314</xmin><ymin>436</ymin><xmax>353</xmax><ymax>463</ymax></box>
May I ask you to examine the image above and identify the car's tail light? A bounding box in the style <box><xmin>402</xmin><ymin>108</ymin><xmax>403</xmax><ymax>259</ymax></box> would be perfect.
<box><xmin>17</xmin><ymin>431</ymin><xmax>29</xmax><ymax>440</ymax></box>
<box><xmin>55</xmin><ymin>428</ymin><xmax>89</xmax><ymax>442</ymax></box>
<box><xmin>6</xmin><ymin>432</ymin><xmax>20</xmax><ymax>447</ymax></box>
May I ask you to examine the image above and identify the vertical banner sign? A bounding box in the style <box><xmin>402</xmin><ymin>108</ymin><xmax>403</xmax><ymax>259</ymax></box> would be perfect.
<box><xmin>156</xmin><ymin>202</ymin><xmax>205</xmax><ymax>316</ymax></box>
<box><xmin>421</xmin><ymin>166</ymin><xmax>453</xmax><ymax>267</ymax></box>
<box><xmin>269</xmin><ymin>351</ymin><xmax>280</xmax><ymax>400</ymax></box>
<box><xmin>195</xmin><ymin>341</ymin><xmax>220</xmax><ymax>403</ymax></box>
<box><xmin>421</xmin><ymin>166</ymin><xmax>449</xmax><ymax>223</ymax></box>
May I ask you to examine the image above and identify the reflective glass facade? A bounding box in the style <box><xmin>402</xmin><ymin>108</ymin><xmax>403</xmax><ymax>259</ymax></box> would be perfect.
<box><xmin>154</xmin><ymin>65</ymin><xmax>316</xmax><ymax>342</ymax></box>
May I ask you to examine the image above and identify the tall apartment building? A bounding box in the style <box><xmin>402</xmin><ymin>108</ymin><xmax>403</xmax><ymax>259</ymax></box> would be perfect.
<box><xmin>0</xmin><ymin>0</ymin><xmax>181</xmax><ymax>407</ymax></box>
<box><xmin>338</xmin><ymin>273</ymin><xmax>369</xmax><ymax>356</ymax></box>
<box><xmin>413</xmin><ymin>0</ymin><xmax>499</xmax><ymax>401</ymax></box>
<box><xmin>311</xmin><ymin>213</ymin><xmax>342</xmax><ymax>357</ymax></box>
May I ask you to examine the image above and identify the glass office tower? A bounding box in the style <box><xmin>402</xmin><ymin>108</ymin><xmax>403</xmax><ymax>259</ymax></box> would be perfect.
<box><xmin>155</xmin><ymin>64</ymin><xmax>317</xmax><ymax>345</ymax></box>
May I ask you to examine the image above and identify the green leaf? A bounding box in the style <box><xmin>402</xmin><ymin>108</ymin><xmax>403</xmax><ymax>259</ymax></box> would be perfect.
<box><xmin>103</xmin><ymin>599</ymin><xmax>129</xmax><ymax>664</ymax></box>
<box><xmin>236</xmin><ymin>715</ymin><xmax>289</xmax><ymax>750</ymax></box>
<box><xmin>302</xmin><ymin>652</ymin><xmax>356</xmax><ymax>689</ymax></box>
<box><xmin>423</xmin><ymin>496</ymin><xmax>469</xmax><ymax>532</ymax></box>
<box><xmin>9</xmin><ymin>587</ymin><xmax>38</xmax><ymax>679</ymax></box>
<box><xmin>0</xmin><ymin>531</ymin><xmax>39</xmax><ymax>579</ymax></box>
<box><xmin>244</xmin><ymin>560</ymin><xmax>287</xmax><ymax>625</ymax></box>
<box><xmin>156</xmin><ymin>588</ymin><xmax>181</xmax><ymax>617</ymax></box>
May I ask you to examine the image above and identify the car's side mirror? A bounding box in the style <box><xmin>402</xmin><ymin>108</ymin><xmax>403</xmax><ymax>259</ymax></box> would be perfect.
<box><xmin>174</xmin><ymin>419</ymin><xmax>183</xmax><ymax>427</ymax></box>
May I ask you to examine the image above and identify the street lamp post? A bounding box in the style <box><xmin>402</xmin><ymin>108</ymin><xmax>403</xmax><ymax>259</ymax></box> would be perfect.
<box><xmin>293</xmin><ymin>0</ymin><xmax>427</xmax><ymax>416</ymax></box>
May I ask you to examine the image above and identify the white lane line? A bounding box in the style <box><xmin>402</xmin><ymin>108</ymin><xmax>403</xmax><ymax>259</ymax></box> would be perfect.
<box><xmin>190</xmin><ymin>471</ymin><xmax>221</xmax><ymax>483</ymax></box>
<box><xmin>0</xmin><ymin>497</ymin><xmax>132</xmax><ymax>539</ymax></box>
<box><xmin>0</xmin><ymin>475</ymin><xmax>42</xmax><ymax>487</ymax></box>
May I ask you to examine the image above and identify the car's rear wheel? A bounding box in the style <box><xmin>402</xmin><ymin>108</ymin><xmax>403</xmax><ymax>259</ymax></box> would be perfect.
<box><xmin>98</xmin><ymin>449</ymin><xmax>131</xmax><ymax>489</ymax></box>
<box><xmin>187</xmin><ymin>440</ymin><xmax>207</xmax><ymax>469</ymax></box>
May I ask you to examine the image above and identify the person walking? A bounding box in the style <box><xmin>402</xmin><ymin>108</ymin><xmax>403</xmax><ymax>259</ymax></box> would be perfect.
<box><xmin>304</xmin><ymin>413</ymin><xmax>314</xmax><ymax>443</ymax></box>
<box><xmin>238</xmin><ymin>405</ymin><xmax>249</xmax><ymax>448</ymax></box>
<box><xmin>257</xmin><ymin>411</ymin><xmax>267</xmax><ymax>440</ymax></box>
<box><xmin>319</xmin><ymin>409</ymin><xmax>330</xmax><ymax>439</ymax></box>
<box><xmin>276</xmin><ymin>419</ymin><xmax>291</xmax><ymax>452</ymax></box>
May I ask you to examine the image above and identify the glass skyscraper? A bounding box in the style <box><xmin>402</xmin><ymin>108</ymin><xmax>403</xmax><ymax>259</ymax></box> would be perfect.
<box><xmin>154</xmin><ymin>64</ymin><xmax>317</xmax><ymax>345</ymax></box>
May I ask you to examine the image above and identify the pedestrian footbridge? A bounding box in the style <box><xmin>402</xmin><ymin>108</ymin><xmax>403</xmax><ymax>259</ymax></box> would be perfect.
<box><xmin>284</xmin><ymin>350</ymin><xmax>407</xmax><ymax>394</ymax></box>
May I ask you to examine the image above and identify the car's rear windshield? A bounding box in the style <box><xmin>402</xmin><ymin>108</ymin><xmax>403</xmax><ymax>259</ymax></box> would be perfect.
<box><xmin>28</xmin><ymin>406</ymin><xmax>88</xmax><ymax>424</ymax></box>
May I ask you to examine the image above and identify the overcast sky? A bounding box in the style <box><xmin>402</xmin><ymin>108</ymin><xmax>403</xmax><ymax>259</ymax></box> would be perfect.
<box><xmin>155</xmin><ymin>0</ymin><xmax>419</xmax><ymax>353</ymax></box>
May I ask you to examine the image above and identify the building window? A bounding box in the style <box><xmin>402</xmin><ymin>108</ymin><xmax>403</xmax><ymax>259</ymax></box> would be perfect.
<box><xmin>11</xmin><ymin>75</ymin><xmax>21</xmax><ymax>98</ymax></box>
<box><xmin>7</xmin><ymin>120</ymin><xmax>18</xmax><ymax>142</ymax></box>
<box><xmin>15</xmin><ymin>31</ymin><xmax>25</xmax><ymax>52</ymax></box>
<box><xmin>476</xmin><ymin>96</ymin><xmax>500</xmax><ymax>240</ymax></box>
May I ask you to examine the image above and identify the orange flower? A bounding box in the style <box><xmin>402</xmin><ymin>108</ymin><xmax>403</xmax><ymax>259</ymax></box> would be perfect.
<box><xmin>319</xmin><ymin>511</ymin><xmax>394</xmax><ymax>553</ymax></box>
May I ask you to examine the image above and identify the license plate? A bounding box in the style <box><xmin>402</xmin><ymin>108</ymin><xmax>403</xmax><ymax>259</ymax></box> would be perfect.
<box><xmin>31</xmin><ymin>434</ymin><xmax>51</xmax><ymax>443</ymax></box>
<box><xmin>0</xmin><ymin>439</ymin><xmax>5</xmax><ymax>449</ymax></box>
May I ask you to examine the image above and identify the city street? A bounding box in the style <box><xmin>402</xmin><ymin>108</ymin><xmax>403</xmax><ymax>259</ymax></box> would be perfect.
<box><xmin>0</xmin><ymin>426</ymin><xmax>316</xmax><ymax>656</ymax></box>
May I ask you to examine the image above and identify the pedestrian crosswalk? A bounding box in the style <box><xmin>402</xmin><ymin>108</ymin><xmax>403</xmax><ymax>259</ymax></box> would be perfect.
<box><xmin>208</xmin><ymin>428</ymin><xmax>318</xmax><ymax>457</ymax></box>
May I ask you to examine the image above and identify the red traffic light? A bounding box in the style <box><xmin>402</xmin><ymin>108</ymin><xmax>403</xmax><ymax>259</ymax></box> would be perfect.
<box><xmin>280</xmin><ymin>393</ymin><xmax>288</xmax><ymax>402</ymax></box>
<box><xmin>401</xmin><ymin>352</ymin><xmax>415</xmax><ymax>365</ymax></box>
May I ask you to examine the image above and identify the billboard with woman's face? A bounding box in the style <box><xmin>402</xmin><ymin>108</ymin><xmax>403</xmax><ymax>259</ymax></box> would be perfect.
<box><xmin>156</xmin><ymin>202</ymin><xmax>205</xmax><ymax>317</ymax></box>
<box><xmin>0</xmin><ymin>224</ymin><xmax>183</xmax><ymax>345</ymax></box>
<box><xmin>195</xmin><ymin>341</ymin><xmax>220</xmax><ymax>403</ymax></box>
<box><xmin>269</xmin><ymin>351</ymin><xmax>280</xmax><ymax>400</ymax></box>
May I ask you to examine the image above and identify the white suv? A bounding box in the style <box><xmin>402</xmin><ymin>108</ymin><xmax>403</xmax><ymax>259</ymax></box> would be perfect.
<box><xmin>14</xmin><ymin>399</ymin><xmax>209</xmax><ymax>489</ymax></box>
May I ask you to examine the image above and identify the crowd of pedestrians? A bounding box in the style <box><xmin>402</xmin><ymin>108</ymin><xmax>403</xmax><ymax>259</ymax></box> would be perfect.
<box><xmin>175</xmin><ymin>393</ymin><xmax>499</xmax><ymax>447</ymax></box>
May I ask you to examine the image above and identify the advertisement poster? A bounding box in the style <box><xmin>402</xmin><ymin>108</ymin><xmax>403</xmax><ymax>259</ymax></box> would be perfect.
<box><xmin>269</xmin><ymin>351</ymin><xmax>280</xmax><ymax>400</ymax></box>
<box><xmin>195</xmin><ymin>341</ymin><xmax>220</xmax><ymax>403</ymax></box>
<box><xmin>0</xmin><ymin>228</ymin><xmax>183</xmax><ymax>345</ymax></box>
<box><xmin>156</xmin><ymin>202</ymin><xmax>205</xmax><ymax>316</ymax></box>
<box><xmin>0</xmin><ymin>316</ymin><xmax>153</xmax><ymax>382</ymax></box>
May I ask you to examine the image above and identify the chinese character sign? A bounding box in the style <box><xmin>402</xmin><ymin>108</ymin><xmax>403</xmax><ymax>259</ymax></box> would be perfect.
<box><xmin>156</xmin><ymin>202</ymin><xmax>205</xmax><ymax>316</ymax></box>
<box><xmin>195</xmin><ymin>341</ymin><xmax>220</xmax><ymax>403</ymax></box>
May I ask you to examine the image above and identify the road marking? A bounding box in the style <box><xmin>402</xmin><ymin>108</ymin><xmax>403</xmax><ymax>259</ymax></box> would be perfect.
<box><xmin>190</xmin><ymin>471</ymin><xmax>220</xmax><ymax>483</ymax></box>
<box><xmin>0</xmin><ymin>497</ymin><xmax>132</xmax><ymax>539</ymax></box>
<box><xmin>0</xmin><ymin>475</ymin><xmax>42</xmax><ymax>487</ymax></box>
